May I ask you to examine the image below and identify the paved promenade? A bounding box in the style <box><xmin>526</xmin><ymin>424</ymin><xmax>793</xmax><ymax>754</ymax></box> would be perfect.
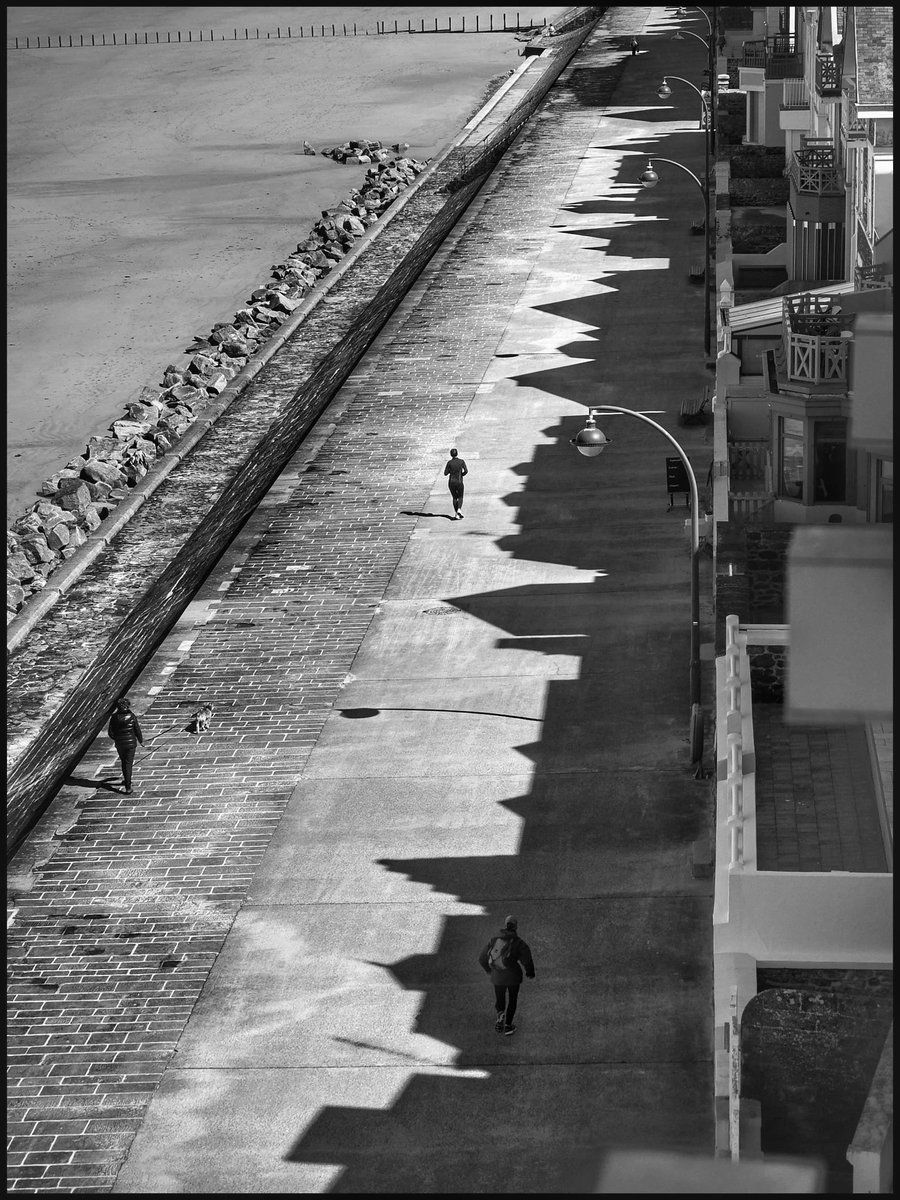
<box><xmin>9</xmin><ymin>9</ymin><xmax>720</xmax><ymax>1192</ymax></box>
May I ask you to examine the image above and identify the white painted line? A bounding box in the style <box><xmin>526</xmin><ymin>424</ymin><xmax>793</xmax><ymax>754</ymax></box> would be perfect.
<box><xmin>177</xmin><ymin>641</ymin><xmax>194</xmax><ymax>652</ymax></box>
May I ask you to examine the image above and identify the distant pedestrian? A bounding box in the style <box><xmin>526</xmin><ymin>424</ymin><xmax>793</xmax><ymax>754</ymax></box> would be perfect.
<box><xmin>443</xmin><ymin>448</ymin><xmax>468</xmax><ymax>520</ymax></box>
<box><xmin>478</xmin><ymin>915</ymin><xmax>535</xmax><ymax>1036</ymax></box>
<box><xmin>108</xmin><ymin>697</ymin><xmax>143</xmax><ymax>795</ymax></box>
<box><xmin>547</xmin><ymin>23</ymin><xmax>556</xmax><ymax>36</ymax></box>
<box><xmin>630</xmin><ymin>37</ymin><xmax>639</xmax><ymax>55</ymax></box>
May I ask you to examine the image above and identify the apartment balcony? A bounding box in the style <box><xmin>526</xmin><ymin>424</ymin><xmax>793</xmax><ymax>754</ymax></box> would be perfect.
<box><xmin>779</xmin><ymin>78</ymin><xmax>810</xmax><ymax>131</ymax></box>
<box><xmin>790</xmin><ymin>143</ymin><xmax>843</xmax><ymax>195</ymax></box>
<box><xmin>739</xmin><ymin>36</ymin><xmax>804</xmax><ymax>81</ymax></box>
<box><xmin>814</xmin><ymin>53</ymin><xmax>842</xmax><ymax>99</ymax></box>
<box><xmin>770</xmin><ymin>295</ymin><xmax>851</xmax><ymax>392</ymax></box>
<box><xmin>788</xmin><ymin>142</ymin><xmax>845</xmax><ymax>224</ymax></box>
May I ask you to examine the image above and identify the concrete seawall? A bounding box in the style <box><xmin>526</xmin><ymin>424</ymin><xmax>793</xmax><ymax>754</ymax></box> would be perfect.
<box><xmin>7</xmin><ymin>13</ymin><xmax>601</xmax><ymax>858</ymax></box>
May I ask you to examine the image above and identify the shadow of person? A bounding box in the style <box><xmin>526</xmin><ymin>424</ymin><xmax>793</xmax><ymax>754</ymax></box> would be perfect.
<box><xmin>63</xmin><ymin>775</ymin><xmax>121</xmax><ymax>792</ymax></box>
<box><xmin>399</xmin><ymin>510</ymin><xmax>456</xmax><ymax>520</ymax></box>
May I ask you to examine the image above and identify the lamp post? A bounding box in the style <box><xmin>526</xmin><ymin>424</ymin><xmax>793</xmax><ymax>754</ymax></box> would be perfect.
<box><xmin>656</xmin><ymin>75</ymin><xmax>712</xmax><ymax>358</ymax></box>
<box><xmin>672</xmin><ymin>10</ymin><xmax>717</xmax><ymax>155</ymax></box>
<box><xmin>639</xmin><ymin>158</ymin><xmax>712</xmax><ymax>358</ymax></box>
<box><xmin>570</xmin><ymin>406</ymin><xmax>704</xmax><ymax>772</ymax></box>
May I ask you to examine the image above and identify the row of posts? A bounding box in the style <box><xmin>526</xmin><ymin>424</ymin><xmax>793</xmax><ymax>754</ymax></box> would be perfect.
<box><xmin>724</xmin><ymin>613</ymin><xmax>744</xmax><ymax>870</ymax></box>
<box><xmin>11</xmin><ymin>16</ymin><xmax>544</xmax><ymax>48</ymax></box>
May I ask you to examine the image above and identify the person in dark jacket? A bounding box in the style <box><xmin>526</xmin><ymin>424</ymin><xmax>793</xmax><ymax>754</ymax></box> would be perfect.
<box><xmin>443</xmin><ymin>448</ymin><xmax>468</xmax><ymax>520</ymax></box>
<box><xmin>630</xmin><ymin>37</ymin><xmax>639</xmax><ymax>55</ymax></box>
<box><xmin>107</xmin><ymin>697</ymin><xmax>144</xmax><ymax>795</ymax></box>
<box><xmin>478</xmin><ymin>915</ymin><xmax>535</xmax><ymax>1036</ymax></box>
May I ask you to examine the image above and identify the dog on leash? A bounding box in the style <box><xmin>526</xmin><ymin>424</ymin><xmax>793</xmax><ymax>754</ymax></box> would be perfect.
<box><xmin>188</xmin><ymin>703</ymin><xmax>214</xmax><ymax>734</ymax></box>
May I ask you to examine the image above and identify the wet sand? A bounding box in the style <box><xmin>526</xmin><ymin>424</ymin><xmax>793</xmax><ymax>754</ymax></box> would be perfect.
<box><xmin>7</xmin><ymin>6</ymin><xmax>563</xmax><ymax>525</ymax></box>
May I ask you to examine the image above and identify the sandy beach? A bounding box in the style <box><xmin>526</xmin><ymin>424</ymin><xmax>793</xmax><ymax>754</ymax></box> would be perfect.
<box><xmin>7</xmin><ymin>6</ymin><xmax>564</xmax><ymax>525</ymax></box>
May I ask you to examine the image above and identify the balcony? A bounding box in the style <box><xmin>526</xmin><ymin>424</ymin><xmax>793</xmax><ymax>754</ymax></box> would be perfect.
<box><xmin>779</xmin><ymin>78</ymin><xmax>810</xmax><ymax>130</ymax></box>
<box><xmin>740</xmin><ymin>36</ymin><xmax>804</xmax><ymax>80</ymax></box>
<box><xmin>789</xmin><ymin>142</ymin><xmax>843</xmax><ymax>195</ymax></box>
<box><xmin>814</xmin><ymin>53</ymin><xmax>842</xmax><ymax>98</ymax></box>
<box><xmin>779</xmin><ymin>295</ymin><xmax>851</xmax><ymax>388</ymax></box>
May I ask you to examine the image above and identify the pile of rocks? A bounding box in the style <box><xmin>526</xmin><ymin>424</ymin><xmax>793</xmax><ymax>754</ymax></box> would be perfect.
<box><xmin>319</xmin><ymin>139</ymin><xmax>410</xmax><ymax>165</ymax></box>
<box><xmin>7</xmin><ymin>153</ymin><xmax>429</xmax><ymax>622</ymax></box>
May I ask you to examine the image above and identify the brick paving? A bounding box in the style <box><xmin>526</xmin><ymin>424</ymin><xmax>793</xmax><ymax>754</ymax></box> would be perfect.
<box><xmin>6</xmin><ymin>8</ymin><xmax>723</xmax><ymax>1190</ymax></box>
<box><xmin>752</xmin><ymin>705</ymin><xmax>888</xmax><ymax>873</ymax></box>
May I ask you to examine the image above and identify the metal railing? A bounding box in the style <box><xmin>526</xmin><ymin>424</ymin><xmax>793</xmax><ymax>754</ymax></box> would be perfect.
<box><xmin>781</xmin><ymin>78</ymin><xmax>809</xmax><ymax>109</ymax></box>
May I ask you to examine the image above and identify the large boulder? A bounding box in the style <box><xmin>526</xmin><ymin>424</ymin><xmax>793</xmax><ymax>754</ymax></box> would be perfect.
<box><xmin>20</xmin><ymin>532</ymin><xmax>55</xmax><ymax>564</ymax></box>
<box><xmin>79</xmin><ymin>505</ymin><xmax>104</xmax><ymax>532</ymax></box>
<box><xmin>46</xmin><ymin>523</ymin><xmax>71</xmax><ymax>551</ymax></box>
<box><xmin>8</xmin><ymin>551</ymin><xmax>36</xmax><ymax>582</ymax></box>
<box><xmin>111</xmin><ymin>419</ymin><xmax>153</xmax><ymax>441</ymax></box>
<box><xmin>56</xmin><ymin>479</ymin><xmax>93</xmax><ymax>513</ymax></box>
<box><xmin>205</xmin><ymin>374</ymin><xmax>229</xmax><ymax>395</ymax></box>
<box><xmin>82</xmin><ymin>458</ymin><xmax>127</xmax><ymax>488</ymax></box>
<box><xmin>8</xmin><ymin>582</ymin><xmax>26</xmax><ymax>611</ymax></box>
<box><xmin>167</xmin><ymin>384</ymin><xmax>204</xmax><ymax>406</ymax></box>
<box><xmin>30</xmin><ymin>500</ymin><xmax>70</xmax><ymax>528</ymax></box>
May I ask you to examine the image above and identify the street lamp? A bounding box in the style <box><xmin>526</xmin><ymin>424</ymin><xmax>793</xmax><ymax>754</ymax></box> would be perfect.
<box><xmin>639</xmin><ymin>158</ymin><xmax>712</xmax><ymax>358</ymax></box>
<box><xmin>656</xmin><ymin>74</ymin><xmax>712</xmax><ymax>358</ymax></box>
<box><xmin>570</xmin><ymin>406</ymin><xmax>704</xmax><ymax>772</ymax></box>
<box><xmin>672</xmin><ymin>11</ymin><xmax>717</xmax><ymax>154</ymax></box>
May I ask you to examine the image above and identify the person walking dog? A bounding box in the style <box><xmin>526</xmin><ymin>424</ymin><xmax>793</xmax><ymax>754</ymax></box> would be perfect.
<box><xmin>443</xmin><ymin>448</ymin><xmax>468</xmax><ymax>520</ymax></box>
<box><xmin>108</xmin><ymin>697</ymin><xmax>144</xmax><ymax>795</ymax></box>
<box><xmin>479</xmin><ymin>915</ymin><xmax>535</xmax><ymax>1036</ymax></box>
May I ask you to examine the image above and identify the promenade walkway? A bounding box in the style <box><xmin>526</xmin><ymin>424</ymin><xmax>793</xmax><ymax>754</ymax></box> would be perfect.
<box><xmin>9</xmin><ymin>9</ymin><xmax>720</xmax><ymax>1192</ymax></box>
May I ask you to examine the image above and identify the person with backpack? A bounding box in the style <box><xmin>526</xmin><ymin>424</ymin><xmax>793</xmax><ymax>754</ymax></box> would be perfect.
<box><xmin>478</xmin><ymin>915</ymin><xmax>535</xmax><ymax>1036</ymax></box>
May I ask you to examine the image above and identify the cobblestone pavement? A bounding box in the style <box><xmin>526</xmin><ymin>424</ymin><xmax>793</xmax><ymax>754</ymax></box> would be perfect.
<box><xmin>8</xmin><ymin>9</ymin><xmax>720</xmax><ymax>1192</ymax></box>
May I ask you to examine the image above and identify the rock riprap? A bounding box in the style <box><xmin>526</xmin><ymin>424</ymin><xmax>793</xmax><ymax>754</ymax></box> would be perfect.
<box><xmin>7</xmin><ymin>153</ymin><xmax>428</xmax><ymax>622</ymax></box>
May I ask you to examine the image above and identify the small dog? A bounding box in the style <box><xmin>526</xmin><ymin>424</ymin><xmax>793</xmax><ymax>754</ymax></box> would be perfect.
<box><xmin>188</xmin><ymin>703</ymin><xmax>213</xmax><ymax>734</ymax></box>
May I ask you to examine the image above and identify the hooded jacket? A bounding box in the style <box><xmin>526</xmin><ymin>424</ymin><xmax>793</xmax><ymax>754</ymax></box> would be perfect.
<box><xmin>478</xmin><ymin>927</ymin><xmax>535</xmax><ymax>986</ymax></box>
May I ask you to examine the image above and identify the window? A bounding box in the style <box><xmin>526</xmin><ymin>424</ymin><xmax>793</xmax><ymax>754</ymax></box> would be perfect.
<box><xmin>813</xmin><ymin>419</ymin><xmax>847</xmax><ymax>502</ymax></box>
<box><xmin>876</xmin><ymin>459</ymin><xmax>893</xmax><ymax>522</ymax></box>
<box><xmin>780</xmin><ymin>416</ymin><xmax>805</xmax><ymax>498</ymax></box>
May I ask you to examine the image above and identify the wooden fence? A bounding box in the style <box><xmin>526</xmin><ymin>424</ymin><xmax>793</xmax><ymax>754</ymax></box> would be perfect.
<box><xmin>9</xmin><ymin>15</ymin><xmax>552</xmax><ymax>49</ymax></box>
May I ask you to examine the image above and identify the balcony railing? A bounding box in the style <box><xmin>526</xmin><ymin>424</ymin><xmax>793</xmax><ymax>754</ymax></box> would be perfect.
<box><xmin>781</xmin><ymin>295</ymin><xmax>852</xmax><ymax>385</ymax></box>
<box><xmin>740</xmin><ymin>35</ymin><xmax>803</xmax><ymax>79</ymax></box>
<box><xmin>789</xmin><ymin>144</ymin><xmax>844</xmax><ymax>195</ymax></box>
<box><xmin>781</xmin><ymin>78</ymin><xmax>810</xmax><ymax>109</ymax></box>
<box><xmin>815</xmin><ymin>53</ymin><xmax>842</xmax><ymax>97</ymax></box>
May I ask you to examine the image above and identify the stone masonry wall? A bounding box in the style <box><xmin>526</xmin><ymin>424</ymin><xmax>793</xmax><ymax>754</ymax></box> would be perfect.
<box><xmin>745</xmin><ymin>526</ymin><xmax>792</xmax><ymax>622</ymax></box>
<box><xmin>741</xmin><ymin>986</ymin><xmax>893</xmax><ymax>1189</ymax></box>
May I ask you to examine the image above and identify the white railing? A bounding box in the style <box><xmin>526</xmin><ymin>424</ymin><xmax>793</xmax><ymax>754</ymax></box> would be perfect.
<box><xmin>781</xmin><ymin>78</ymin><xmax>809</xmax><ymax>109</ymax></box>
<box><xmin>785</xmin><ymin>331</ymin><xmax>849</xmax><ymax>382</ymax></box>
